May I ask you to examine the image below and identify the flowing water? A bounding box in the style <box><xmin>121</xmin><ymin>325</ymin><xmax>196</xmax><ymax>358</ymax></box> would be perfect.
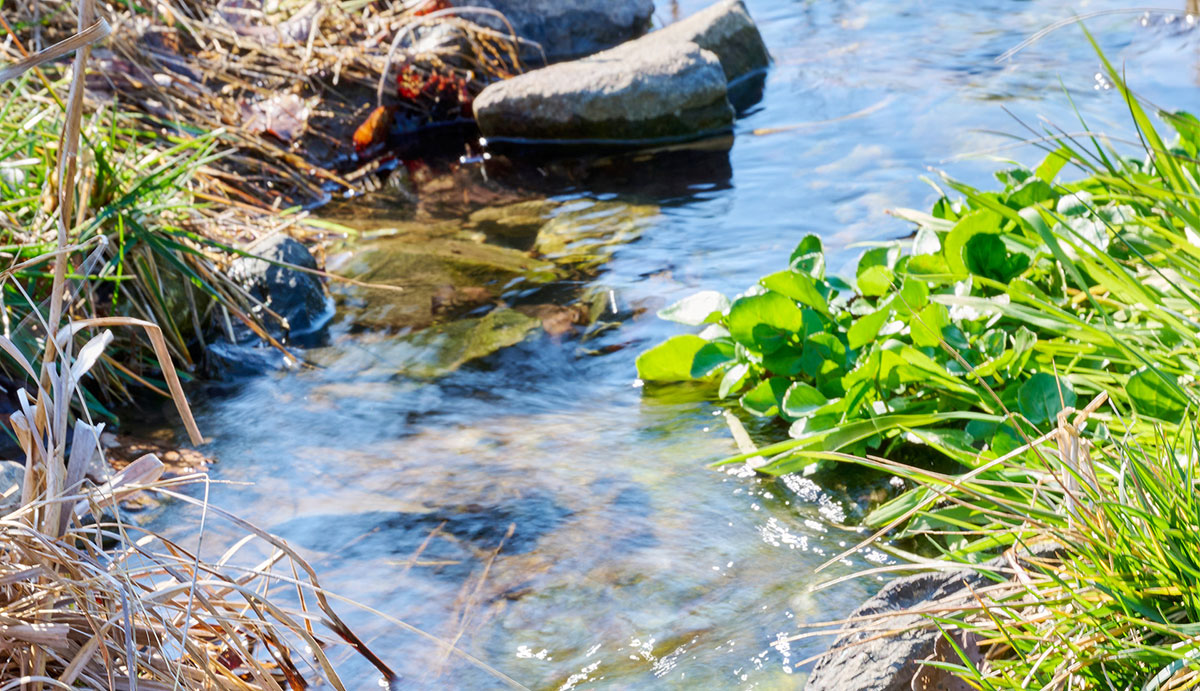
<box><xmin>150</xmin><ymin>1</ymin><xmax>1200</xmax><ymax>687</ymax></box>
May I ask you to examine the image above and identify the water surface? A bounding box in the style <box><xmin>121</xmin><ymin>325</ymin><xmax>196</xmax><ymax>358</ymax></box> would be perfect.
<box><xmin>154</xmin><ymin>1</ymin><xmax>1200</xmax><ymax>687</ymax></box>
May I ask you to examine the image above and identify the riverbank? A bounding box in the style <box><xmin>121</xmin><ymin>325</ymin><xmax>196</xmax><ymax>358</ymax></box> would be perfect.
<box><xmin>5</xmin><ymin>0</ymin><xmax>1200</xmax><ymax>687</ymax></box>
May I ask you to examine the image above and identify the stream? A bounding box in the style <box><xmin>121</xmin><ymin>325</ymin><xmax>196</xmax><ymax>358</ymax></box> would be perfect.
<box><xmin>149</xmin><ymin>1</ymin><xmax>1200</xmax><ymax>688</ymax></box>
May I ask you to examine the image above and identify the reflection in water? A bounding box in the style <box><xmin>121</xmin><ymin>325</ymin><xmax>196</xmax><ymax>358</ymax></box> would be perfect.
<box><xmin>482</xmin><ymin>136</ymin><xmax>735</xmax><ymax>202</ymax></box>
<box><xmin>149</xmin><ymin>1</ymin><xmax>1200</xmax><ymax>688</ymax></box>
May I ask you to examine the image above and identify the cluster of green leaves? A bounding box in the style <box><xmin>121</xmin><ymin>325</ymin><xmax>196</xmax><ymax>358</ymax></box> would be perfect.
<box><xmin>638</xmin><ymin>54</ymin><xmax>1199</xmax><ymax>480</ymax></box>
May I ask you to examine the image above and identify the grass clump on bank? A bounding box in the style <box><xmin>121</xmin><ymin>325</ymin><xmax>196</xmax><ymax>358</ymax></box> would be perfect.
<box><xmin>0</xmin><ymin>0</ymin><xmax>530</xmax><ymax>417</ymax></box>
<box><xmin>638</xmin><ymin>34</ymin><xmax>1200</xmax><ymax>686</ymax></box>
<box><xmin>835</xmin><ymin>395</ymin><xmax>1200</xmax><ymax>689</ymax></box>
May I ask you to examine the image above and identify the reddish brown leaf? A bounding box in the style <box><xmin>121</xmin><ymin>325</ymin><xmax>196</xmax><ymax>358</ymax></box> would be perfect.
<box><xmin>353</xmin><ymin>105</ymin><xmax>394</xmax><ymax>155</ymax></box>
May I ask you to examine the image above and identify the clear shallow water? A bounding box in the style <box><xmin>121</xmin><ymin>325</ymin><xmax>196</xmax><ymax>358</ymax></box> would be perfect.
<box><xmin>153</xmin><ymin>1</ymin><xmax>1200</xmax><ymax>687</ymax></box>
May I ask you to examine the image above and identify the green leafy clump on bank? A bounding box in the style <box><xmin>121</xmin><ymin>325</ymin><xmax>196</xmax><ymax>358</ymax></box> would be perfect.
<box><xmin>638</xmin><ymin>33</ymin><xmax>1200</xmax><ymax>689</ymax></box>
<box><xmin>638</xmin><ymin>70</ymin><xmax>1198</xmax><ymax>484</ymax></box>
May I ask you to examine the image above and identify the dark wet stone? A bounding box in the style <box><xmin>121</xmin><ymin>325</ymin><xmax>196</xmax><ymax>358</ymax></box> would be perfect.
<box><xmin>203</xmin><ymin>339</ymin><xmax>294</xmax><ymax>379</ymax></box>
<box><xmin>273</xmin><ymin>492</ymin><xmax>572</xmax><ymax>574</ymax></box>
<box><xmin>474</xmin><ymin>40</ymin><xmax>733</xmax><ymax>144</ymax></box>
<box><xmin>227</xmin><ymin>234</ymin><xmax>330</xmax><ymax>336</ymax></box>
<box><xmin>451</xmin><ymin>0</ymin><xmax>654</xmax><ymax>62</ymax></box>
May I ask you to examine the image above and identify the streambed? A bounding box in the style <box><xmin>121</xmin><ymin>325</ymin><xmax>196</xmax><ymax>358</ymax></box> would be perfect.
<box><xmin>150</xmin><ymin>1</ymin><xmax>1200</xmax><ymax>687</ymax></box>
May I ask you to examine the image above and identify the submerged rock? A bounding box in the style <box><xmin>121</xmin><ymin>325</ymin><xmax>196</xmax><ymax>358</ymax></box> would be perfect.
<box><xmin>653</xmin><ymin>0</ymin><xmax>770</xmax><ymax>83</ymax></box>
<box><xmin>334</xmin><ymin>236</ymin><xmax>559</xmax><ymax>331</ymax></box>
<box><xmin>467</xmin><ymin>200</ymin><xmax>559</xmax><ymax>248</ymax></box>
<box><xmin>533</xmin><ymin>200</ymin><xmax>658</xmax><ymax>270</ymax></box>
<box><xmin>474</xmin><ymin>40</ymin><xmax>733</xmax><ymax>143</ymax></box>
<box><xmin>203</xmin><ymin>340</ymin><xmax>295</xmax><ymax>379</ymax></box>
<box><xmin>392</xmin><ymin>308</ymin><xmax>542</xmax><ymax>378</ymax></box>
<box><xmin>450</xmin><ymin>0</ymin><xmax>654</xmax><ymax>62</ymax></box>
<box><xmin>228</xmin><ymin>234</ymin><xmax>331</xmax><ymax>336</ymax></box>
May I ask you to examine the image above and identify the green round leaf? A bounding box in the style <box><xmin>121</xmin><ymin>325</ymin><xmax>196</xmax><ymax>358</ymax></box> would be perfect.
<box><xmin>782</xmin><ymin>382</ymin><xmax>829</xmax><ymax>418</ymax></box>
<box><xmin>789</xmin><ymin>234</ymin><xmax>825</xmax><ymax>277</ymax></box>
<box><xmin>761</xmin><ymin>270</ymin><xmax>829</xmax><ymax>316</ymax></box>
<box><xmin>847</xmin><ymin>308</ymin><xmax>891</xmax><ymax>350</ymax></box>
<box><xmin>964</xmin><ymin>233</ymin><xmax>1030</xmax><ymax>283</ymax></box>
<box><xmin>690</xmin><ymin>341</ymin><xmax>735</xmax><ymax>379</ymax></box>
<box><xmin>1017</xmin><ymin>372</ymin><xmax>1077</xmax><ymax>425</ymax></box>
<box><xmin>857</xmin><ymin>265</ymin><xmax>895</xmax><ymax>297</ymax></box>
<box><xmin>910</xmin><ymin>303</ymin><xmax>950</xmax><ymax>348</ymax></box>
<box><xmin>740</xmin><ymin>377</ymin><xmax>790</xmax><ymax>417</ymax></box>
<box><xmin>727</xmin><ymin>291</ymin><xmax>804</xmax><ymax>352</ymax></box>
<box><xmin>944</xmin><ymin>209</ymin><xmax>1002</xmax><ymax>276</ymax></box>
<box><xmin>635</xmin><ymin>334</ymin><xmax>708</xmax><ymax>382</ymax></box>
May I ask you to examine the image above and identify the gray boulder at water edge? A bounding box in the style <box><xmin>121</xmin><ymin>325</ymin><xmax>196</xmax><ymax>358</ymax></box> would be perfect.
<box><xmin>473</xmin><ymin>0</ymin><xmax>769</xmax><ymax>144</ymax></box>
<box><xmin>450</xmin><ymin>0</ymin><xmax>654</xmax><ymax>62</ymax></box>
<box><xmin>807</xmin><ymin>543</ymin><xmax>1063</xmax><ymax>690</ymax></box>
<box><xmin>654</xmin><ymin>0</ymin><xmax>770</xmax><ymax>82</ymax></box>
<box><xmin>474</xmin><ymin>40</ymin><xmax>733</xmax><ymax>143</ymax></box>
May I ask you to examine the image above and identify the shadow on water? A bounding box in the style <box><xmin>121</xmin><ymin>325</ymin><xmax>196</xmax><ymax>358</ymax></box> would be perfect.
<box><xmin>481</xmin><ymin>136</ymin><xmax>735</xmax><ymax>202</ymax></box>
<box><xmin>143</xmin><ymin>1</ymin><xmax>1200</xmax><ymax>688</ymax></box>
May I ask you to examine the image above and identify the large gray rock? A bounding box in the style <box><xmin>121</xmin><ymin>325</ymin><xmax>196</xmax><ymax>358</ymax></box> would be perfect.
<box><xmin>474</xmin><ymin>40</ymin><xmax>733</xmax><ymax>143</ymax></box>
<box><xmin>451</xmin><ymin>0</ymin><xmax>654</xmax><ymax>62</ymax></box>
<box><xmin>808</xmin><ymin>544</ymin><xmax>1063</xmax><ymax>690</ymax></box>
<box><xmin>806</xmin><ymin>568</ymin><xmax>990</xmax><ymax>691</ymax></box>
<box><xmin>228</xmin><ymin>234</ymin><xmax>330</xmax><ymax>336</ymax></box>
<box><xmin>473</xmin><ymin>0</ymin><xmax>771</xmax><ymax>143</ymax></box>
<box><xmin>655</xmin><ymin>0</ymin><xmax>770</xmax><ymax>82</ymax></box>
